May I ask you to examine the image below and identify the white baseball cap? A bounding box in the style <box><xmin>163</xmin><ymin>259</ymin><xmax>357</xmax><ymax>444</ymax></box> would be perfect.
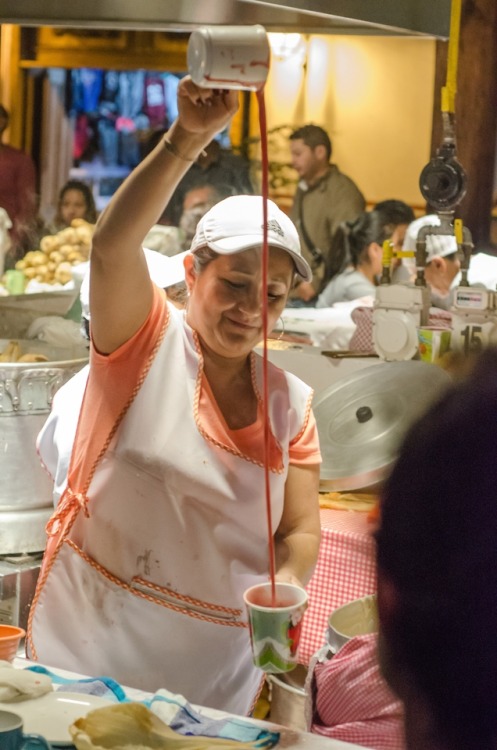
<box><xmin>189</xmin><ymin>195</ymin><xmax>312</xmax><ymax>282</ymax></box>
<box><xmin>403</xmin><ymin>214</ymin><xmax>458</xmax><ymax>262</ymax></box>
<box><xmin>80</xmin><ymin>248</ymin><xmax>187</xmax><ymax>320</ymax></box>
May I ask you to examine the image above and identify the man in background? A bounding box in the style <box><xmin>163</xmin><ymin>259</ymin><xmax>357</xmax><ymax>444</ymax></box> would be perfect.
<box><xmin>178</xmin><ymin>181</ymin><xmax>228</xmax><ymax>250</ymax></box>
<box><xmin>289</xmin><ymin>124</ymin><xmax>365</xmax><ymax>305</ymax></box>
<box><xmin>374</xmin><ymin>199</ymin><xmax>415</xmax><ymax>283</ymax></box>
<box><xmin>164</xmin><ymin>139</ymin><xmax>254</xmax><ymax>227</ymax></box>
<box><xmin>0</xmin><ymin>104</ymin><xmax>37</xmax><ymax>264</ymax></box>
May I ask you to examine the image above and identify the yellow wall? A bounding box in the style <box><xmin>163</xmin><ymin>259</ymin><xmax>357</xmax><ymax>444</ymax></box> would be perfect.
<box><xmin>263</xmin><ymin>35</ymin><xmax>437</xmax><ymax>210</ymax></box>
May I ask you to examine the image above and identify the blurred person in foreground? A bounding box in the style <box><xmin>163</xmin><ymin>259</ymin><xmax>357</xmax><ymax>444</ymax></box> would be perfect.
<box><xmin>376</xmin><ymin>347</ymin><xmax>497</xmax><ymax>750</ymax></box>
<box><xmin>0</xmin><ymin>104</ymin><xmax>37</xmax><ymax>263</ymax></box>
<box><xmin>27</xmin><ymin>76</ymin><xmax>321</xmax><ymax>715</ymax></box>
<box><xmin>289</xmin><ymin>124</ymin><xmax>365</xmax><ymax>305</ymax></box>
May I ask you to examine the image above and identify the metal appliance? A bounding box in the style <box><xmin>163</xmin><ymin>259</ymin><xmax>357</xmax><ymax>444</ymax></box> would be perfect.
<box><xmin>313</xmin><ymin>359</ymin><xmax>451</xmax><ymax>491</ymax></box>
<box><xmin>0</xmin><ymin>336</ymin><xmax>88</xmax><ymax>635</ymax></box>
<box><xmin>259</xmin><ymin>342</ymin><xmax>381</xmax><ymax>399</ymax></box>
<box><xmin>0</xmin><ymin>0</ymin><xmax>451</xmax><ymax>37</ymax></box>
<box><xmin>0</xmin><ymin>339</ymin><xmax>88</xmax><ymax>554</ymax></box>
<box><xmin>0</xmin><ymin>554</ymin><xmax>43</xmax><ymax>632</ymax></box>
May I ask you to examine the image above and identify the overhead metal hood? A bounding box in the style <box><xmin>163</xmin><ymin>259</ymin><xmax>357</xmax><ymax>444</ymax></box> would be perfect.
<box><xmin>0</xmin><ymin>0</ymin><xmax>450</xmax><ymax>38</ymax></box>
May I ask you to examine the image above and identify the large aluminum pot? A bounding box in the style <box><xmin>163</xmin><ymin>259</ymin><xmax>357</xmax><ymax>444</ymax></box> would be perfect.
<box><xmin>0</xmin><ymin>339</ymin><xmax>88</xmax><ymax>554</ymax></box>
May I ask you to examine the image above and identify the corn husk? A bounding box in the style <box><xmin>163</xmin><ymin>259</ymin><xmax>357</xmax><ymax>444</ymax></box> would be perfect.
<box><xmin>0</xmin><ymin>340</ymin><xmax>48</xmax><ymax>363</ymax></box>
<box><xmin>70</xmin><ymin>703</ymin><xmax>269</xmax><ymax>750</ymax></box>
<box><xmin>319</xmin><ymin>492</ymin><xmax>378</xmax><ymax>512</ymax></box>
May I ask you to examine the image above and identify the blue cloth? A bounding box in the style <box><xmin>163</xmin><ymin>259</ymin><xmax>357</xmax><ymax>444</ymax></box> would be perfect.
<box><xmin>26</xmin><ymin>666</ymin><xmax>127</xmax><ymax>702</ymax></box>
<box><xmin>25</xmin><ymin>667</ymin><xmax>279</xmax><ymax>748</ymax></box>
<box><xmin>148</xmin><ymin>691</ymin><xmax>278</xmax><ymax>747</ymax></box>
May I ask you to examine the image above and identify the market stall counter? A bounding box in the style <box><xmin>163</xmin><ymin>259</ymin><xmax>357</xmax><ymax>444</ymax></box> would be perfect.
<box><xmin>6</xmin><ymin>656</ymin><xmax>373</xmax><ymax>750</ymax></box>
<box><xmin>299</xmin><ymin>508</ymin><xmax>376</xmax><ymax>665</ymax></box>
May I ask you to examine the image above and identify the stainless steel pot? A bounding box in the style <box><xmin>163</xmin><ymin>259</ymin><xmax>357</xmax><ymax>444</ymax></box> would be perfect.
<box><xmin>0</xmin><ymin>340</ymin><xmax>88</xmax><ymax>554</ymax></box>
<box><xmin>268</xmin><ymin>664</ymin><xmax>308</xmax><ymax>731</ymax></box>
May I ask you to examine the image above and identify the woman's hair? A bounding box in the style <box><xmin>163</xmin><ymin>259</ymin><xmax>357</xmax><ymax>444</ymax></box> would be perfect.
<box><xmin>191</xmin><ymin>245</ymin><xmax>218</xmax><ymax>274</ymax></box>
<box><xmin>376</xmin><ymin>348</ymin><xmax>497</xmax><ymax>750</ymax></box>
<box><xmin>330</xmin><ymin>210</ymin><xmax>391</xmax><ymax>273</ymax></box>
<box><xmin>57</xmin><ymin>180</ymin><xmax>98</xmax><ymax>224</ymax></box>
<box><xmin>191</xmin><ymin>245</ymin><xmax>298</xmax><ymax>287</ymax></box>
<box><xmin>374</xmin><ymin>199</ymin><xmax>415</xmax><ymax>233</ymax></box>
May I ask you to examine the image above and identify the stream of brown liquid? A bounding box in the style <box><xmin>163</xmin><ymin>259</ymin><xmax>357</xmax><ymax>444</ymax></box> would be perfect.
<box><xmin>256</xmin><ymin>87</ymin><xmax>277</xmax><ymax>607</ymax></box>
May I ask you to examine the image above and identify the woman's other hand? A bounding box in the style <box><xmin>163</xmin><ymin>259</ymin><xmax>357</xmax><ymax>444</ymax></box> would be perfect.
<box><xmin>275</xmin><ymin>571</ymin><xmax>306</xmax><ymax>590</ymax></box>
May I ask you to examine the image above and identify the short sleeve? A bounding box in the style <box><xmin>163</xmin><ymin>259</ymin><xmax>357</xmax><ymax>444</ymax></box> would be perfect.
<box><xmin>289</xmin><ymin>408</ymin><xmax>322</xmax><ymax>466</ymax></box>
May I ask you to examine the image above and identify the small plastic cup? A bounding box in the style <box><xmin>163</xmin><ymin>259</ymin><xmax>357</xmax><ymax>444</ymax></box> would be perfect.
<box><xmin>244</xmin><ymin>582</ymin><xmax>308</xmax><ymax>674</ymax></box>
<box><xmin>5</xmin><ymin>269</ymin><xmax>25</xmax><ymax>295</ymax></box>
<box><xmin>418</xmin><ymin>326</ymin><xmax>451</xmax><ymax>362</ymax></box>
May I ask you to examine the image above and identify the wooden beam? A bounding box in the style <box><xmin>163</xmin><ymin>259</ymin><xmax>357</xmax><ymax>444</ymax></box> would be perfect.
<box><xmin>0</xmin><ymin>24</ymin><xmax>25</xmax><ymax>148</ymax></box>
<box><xmin>431</xmin><ymin>0</ymin><xmax>497</xmax><ymax>250</ymax></box>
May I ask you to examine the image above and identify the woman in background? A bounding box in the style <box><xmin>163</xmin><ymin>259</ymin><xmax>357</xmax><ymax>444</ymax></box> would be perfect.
<box><xmin>316</xmin><ymin>211</ymin><xmax>388</xmax><ymax>308</ymax></box>
<box><xmin>51</xmin><ymin>179</ymin><xmax>97</xmax><ymax>231</ymax></box>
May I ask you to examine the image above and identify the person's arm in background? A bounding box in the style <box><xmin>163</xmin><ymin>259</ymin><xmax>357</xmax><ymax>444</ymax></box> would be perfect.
<box><xmin>90</xmin><ymin>78</ymin><xmax>238</xmax><ymax>355</ymax></box>
<box><xmin>275</xmin><ymin>463</ymin><xmax>321</xmax><ymax>588</ymax></box>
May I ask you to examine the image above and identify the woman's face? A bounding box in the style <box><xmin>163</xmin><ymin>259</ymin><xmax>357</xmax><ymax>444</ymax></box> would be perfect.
<box><xmin>368</xmin><ymin>241</ymin><xmax>384</xmax><ymax>276</ymax></box>
<box><xmin>185</xmin><ymin>246</ymin><xmax>294</xmax><ymax>359</ymax></box>
<box><xmin>59</xmin><ymin>189</ymin><xmax>89</xmax><ymax>226</ymax></box>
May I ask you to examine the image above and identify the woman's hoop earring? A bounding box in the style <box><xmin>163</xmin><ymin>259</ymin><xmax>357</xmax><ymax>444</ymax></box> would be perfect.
<box><xmin>277</xmin><ymin>316</ymin><xmax>285</xmax><ymax>341</ymax></box>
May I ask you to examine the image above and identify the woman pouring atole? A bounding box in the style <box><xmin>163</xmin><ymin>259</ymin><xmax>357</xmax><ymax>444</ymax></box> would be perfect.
<box><xmin>27</xmin><ymin>76</ymin><xmax>322</xmax><ymax>715</ymax></box>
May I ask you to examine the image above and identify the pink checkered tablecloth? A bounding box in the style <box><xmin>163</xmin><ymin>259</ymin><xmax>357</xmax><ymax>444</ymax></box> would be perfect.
<box><xmin>299</xmin><ymin>508</ymin><xmax>377</xmax><ymax>665</ymax></box>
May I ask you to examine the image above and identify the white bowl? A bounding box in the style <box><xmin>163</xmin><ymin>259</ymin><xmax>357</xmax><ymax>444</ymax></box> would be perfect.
<box><xmin>326</xmin><ymin>594</ymin><xmax>378</xmax><ymax>654</ymax></box>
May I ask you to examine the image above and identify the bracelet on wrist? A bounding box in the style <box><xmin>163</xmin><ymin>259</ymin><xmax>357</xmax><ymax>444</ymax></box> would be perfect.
<box><xmin>163</xmin><ymin>137</ymin><xmax>205</xmax><ymax>163</ymax></box>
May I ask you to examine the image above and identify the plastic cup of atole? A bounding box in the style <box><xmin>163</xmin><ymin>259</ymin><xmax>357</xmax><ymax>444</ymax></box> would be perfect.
<box><xmin>418</xmin><ymin>326</ymin><xmax>451</xmax><ymax>362</ymax></box>
<box><xmin>243</xmin><ymin>582</ymin><xmax>308</xmax><ymax>673</ymax></box>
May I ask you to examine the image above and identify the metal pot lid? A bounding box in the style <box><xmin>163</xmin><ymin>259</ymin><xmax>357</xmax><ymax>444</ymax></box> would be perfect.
<box><xmin>314</xmin><ymin>360</ymin><xmax>451</xmax><ymax>492</ymax></box>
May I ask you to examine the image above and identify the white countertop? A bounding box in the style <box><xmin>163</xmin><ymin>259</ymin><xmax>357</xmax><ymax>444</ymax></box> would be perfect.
<box><xmin>12</xmin><ymin>656</ymin><xmax>372</xmax><ymax>750</ymax></box>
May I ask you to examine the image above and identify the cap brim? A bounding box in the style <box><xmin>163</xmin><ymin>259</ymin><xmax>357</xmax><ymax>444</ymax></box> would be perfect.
<box><xmin>207</xmin><ymin>235</ymin><xmax>312</xmax><ymax>282</ymax></box>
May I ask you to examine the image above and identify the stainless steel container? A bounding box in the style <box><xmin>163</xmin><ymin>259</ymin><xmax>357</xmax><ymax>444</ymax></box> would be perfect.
<box><xmin>0</xmin><ymin>553</ymin><xmax>43</xmax><ymax>631</ymax></box>
<box><xmin>268</xmin><ymin>664</ymin><xmax>308</xmax><ymax>731</ymax></box>
<box><xmin>0</xmin><ymin>339</ymin><xmax>88</xmax><ymax>554</ymax></box>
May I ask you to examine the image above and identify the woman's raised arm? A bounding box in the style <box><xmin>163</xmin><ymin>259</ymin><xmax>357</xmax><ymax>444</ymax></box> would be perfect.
<box><xmin>89</xmin><ymin>78</ymin><xmax>239</xmax><ymax>354</ymax></box>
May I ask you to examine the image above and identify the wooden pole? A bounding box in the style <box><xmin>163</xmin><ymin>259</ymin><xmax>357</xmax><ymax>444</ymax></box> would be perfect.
<box><xmin>430</xmin><ymin>0</ymin><xmax>497</xmax><ymax>250</ymax></box>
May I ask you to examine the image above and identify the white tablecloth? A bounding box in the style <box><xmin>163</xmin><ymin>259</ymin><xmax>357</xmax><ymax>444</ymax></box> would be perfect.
<box><xmin>12</xmin><ymin>656</ymin><xmax>372</xmax><ymax>750</ymax></box>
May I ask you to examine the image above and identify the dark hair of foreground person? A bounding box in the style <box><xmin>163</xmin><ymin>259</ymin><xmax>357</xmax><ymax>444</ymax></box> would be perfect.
<box><xmin>376</xmin><ymin>347</ymin><xmax>497</xmax><ymax>750</ymax></box>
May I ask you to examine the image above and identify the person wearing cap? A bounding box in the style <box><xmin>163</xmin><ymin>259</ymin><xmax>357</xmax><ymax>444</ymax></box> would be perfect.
<box><xmin>404</xmin><ymin>214</ymin><xmax>497</xmax><ymax>310</ymax></box>
<box><xmin>28</xmin><ymin>76</ymin><xmax>321</xmax><ymax>716</ymax></box>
